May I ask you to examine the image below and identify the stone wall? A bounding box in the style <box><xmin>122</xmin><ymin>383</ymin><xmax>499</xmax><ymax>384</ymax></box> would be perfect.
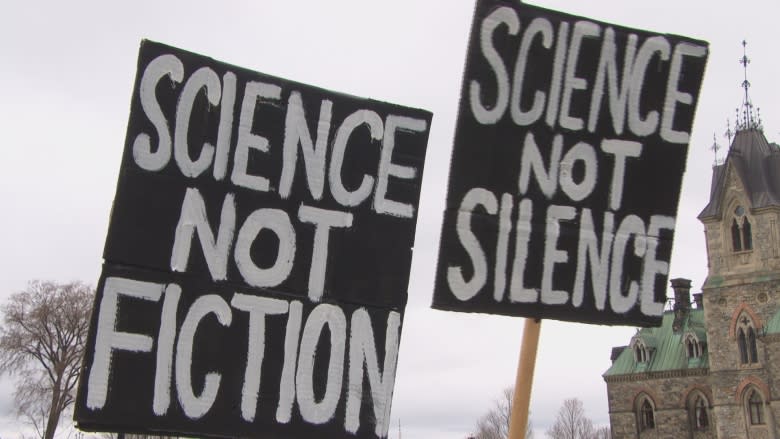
<box><xmin>605</xmin><ymin>373</ymin><xmax>714</xmax><ymax>438</ymax></box>
<box><xmin>606</xmin><ymin>279</ymin><xmax>780</xmax><ymax>438</ymax></box>
<box><xmin>766</xmin><ymin>335</ymin><xmax>780</xmax><ymax>398</ymax></box>
<box><xmin>702</xmin><ymin>279</ymin><xmax>779</xmax><ymax>372</ymax></box>
<box><xmin>752</xmin><ymin>208</ymin><xmax>780</xmax><ymax>272</ymax></box>
<box><xmin>702</xmin><ymin>278</ymin><xmax>780</xmax><ymax>438</ymax></box>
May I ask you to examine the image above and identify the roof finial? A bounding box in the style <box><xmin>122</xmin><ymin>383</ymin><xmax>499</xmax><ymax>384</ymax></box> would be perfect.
<box><xmin>725</xmin><ymin>118</ymin><xmax>733</xmax><ymax>145</ymax></box>
<box><xmin>711</xmin><ymin>133</ymin><xmax>721</xmax><ymax>166</ymax></box>
<box><xmin>740</xmin><ymin>40</ymin><xmax>751</xmax><ymax>106</ymax></box>
<box><xmin>737</xmin><ymin>40</ymin><xmax>762</xmax><ymax>131</ymax></box>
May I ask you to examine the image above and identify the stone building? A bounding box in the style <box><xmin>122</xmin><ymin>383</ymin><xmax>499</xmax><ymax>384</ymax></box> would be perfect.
<box><xmin>603</xmin><ymin>70</ymin><xmax>780</xmax><ymax>437</ymax></box>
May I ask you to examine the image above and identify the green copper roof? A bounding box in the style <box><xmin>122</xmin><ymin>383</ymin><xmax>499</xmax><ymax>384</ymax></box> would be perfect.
<box><xmin>767</xmin><ymin>309</ymin><xmax>780</xmax><ymax>335</ymax></box>
<box><xmin>604</xmin><ymin>309</ymin><xmax>709</xmax><ymax>377</ymax></box>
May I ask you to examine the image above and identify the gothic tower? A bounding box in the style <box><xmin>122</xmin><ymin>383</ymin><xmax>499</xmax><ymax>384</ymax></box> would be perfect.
<box><xmin>697</xmin><ymin>43</ymin><xmax>780</xmax><ymax>438</ymax></box>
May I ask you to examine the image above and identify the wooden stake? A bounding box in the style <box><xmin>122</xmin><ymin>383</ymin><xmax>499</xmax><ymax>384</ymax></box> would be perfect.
<box><xmin>507</xmin><ymin>318</ymin><xmax>541</xmax><ymax>439</ymax></box>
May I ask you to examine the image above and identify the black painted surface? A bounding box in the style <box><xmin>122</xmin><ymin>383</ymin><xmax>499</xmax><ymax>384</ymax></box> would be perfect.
<box><xmin>75</xmin><ymin>40</ymin><xmax>430</xmax><ymax>439</ymax></box>
<box><xmin>432</xmin><ymin>0</ymin><xmax>708</xmax><ymax>326</ymax></box>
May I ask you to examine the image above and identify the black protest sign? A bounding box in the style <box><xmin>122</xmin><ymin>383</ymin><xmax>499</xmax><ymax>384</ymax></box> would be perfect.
<box><xmin>74</xmin><ymin>40</ymin><xmax>431</xmax><ymax>439</ymax></box>
<box><xmin>432</xmin><ymin>0</ymin><xmax>707</xmax><ymax>326</ymax></box>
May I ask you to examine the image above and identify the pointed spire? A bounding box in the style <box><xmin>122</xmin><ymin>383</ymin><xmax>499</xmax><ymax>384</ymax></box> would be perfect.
<box><xmin>740</xmin><ymin>40</ymin><xmax>751</xmax><ymax>107</ymax></box>
<box><xmin>736</xmin><ymin>40</ymin><xmax>763</xmax><ymax>132</ymax></box>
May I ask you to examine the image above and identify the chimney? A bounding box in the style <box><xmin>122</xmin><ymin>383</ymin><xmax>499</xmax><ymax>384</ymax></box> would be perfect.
<box><xmin>671</xmin><ymin>278</ymin><xmax>692</xmax><ymax>332</ymax></box>
<box><xmin>671</xmin><ymin>278</ymin><xmax>692</xmax><ymax>311</ymax></box>
<box><xmin>693</xmin><ymin>293</ymin><xmax>704</xmax><ymax>310</ymax></box>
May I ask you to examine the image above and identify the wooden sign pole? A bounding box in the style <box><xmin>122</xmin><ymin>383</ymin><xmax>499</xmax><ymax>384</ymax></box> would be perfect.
<box><xmin>507</xmin><ymin>318</ymin><xmax>541</xmax><ymax>439</ymax></box>
<box><xmin>497</xmin><ymin>7</ymin><xmax>540</xmax><ymax>437</ymax></box>
<box><xmin>507</xmin><ymin>2</ymin><xmax>536</xmax><ymax>431</ymax></box>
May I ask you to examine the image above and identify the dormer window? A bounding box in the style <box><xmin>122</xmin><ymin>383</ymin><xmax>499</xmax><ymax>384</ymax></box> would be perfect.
<box><xmin>633</xmin><ymin>339</ymin><xmax>649</xmax><ymax>363</ymax></box>
<box><xmin>685</xmin><ymin>334</ymin><xmax>701</xmax><ymax>359</ymax></box>
<box><xmin>636</xmin><ymin>345</ymin><xmax>647</xmax><ymax>363</ymax></box>
<box><xmin>731</xmin><ymin>205</ymin><xmax>752</xmax><ymax>252</ymax></box>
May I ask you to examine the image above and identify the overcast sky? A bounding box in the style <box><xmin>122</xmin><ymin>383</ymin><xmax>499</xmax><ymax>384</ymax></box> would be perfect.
<box><xmin>2</xmin><ymin>1</ymin><xmax>780</xmax><ymax>438</ymax></box>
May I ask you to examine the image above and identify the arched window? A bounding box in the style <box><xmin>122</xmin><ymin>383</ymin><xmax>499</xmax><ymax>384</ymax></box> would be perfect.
<box><xmin>738</xmin><ymin>328</ymin><xmax>749</xmax><ymax>364</ymax></box>
<box><xmin>748</xmin><ymin>327</ymin><xmax>758</xmax><ymax>361</ymax></box>
<box><xmin>737</xmin><ymin>314</ymin><xmax>759</xmax><ymax>364</ymax></box>
<box><xmin>742</xmin><ymin>217</ymin><xmax>753</xmax><ymax>250</ymax></box>
<box><xmin>731</xmin><ymin>205</ymin><xmax>753</xmax><ymax>252</ymax></box>
<box><xmin>746</xmin><ymin>389</ymin><xmax>765</xmax><ymax>425</ymax></box>
<box><xmin>639</xmin><ymin>399</ymin><xmax>655</xmax><ymax>431</ymax></box>
<box><xmin>693</xmin><ymin>395</ymin><xmax>709</xmax><ymax>430</ymax></box>
<box><xmin>732</xmin><ymin>218</ymin><xmax>743</xmax><ymax>251</ymax></box>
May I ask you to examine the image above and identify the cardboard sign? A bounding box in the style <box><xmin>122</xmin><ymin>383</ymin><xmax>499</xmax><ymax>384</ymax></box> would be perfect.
<box><xmin>74</xmin><ymin>40</ymin><xmax>431</xmax><ymax>439</ymax></box>
<box><xmin>432</xmin><ymin>0</ymin><xmax>707</xmax><ymax>326</ymax></box>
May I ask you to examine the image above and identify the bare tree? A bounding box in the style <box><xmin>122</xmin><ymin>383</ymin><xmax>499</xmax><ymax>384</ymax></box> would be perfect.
<box><xmin>472</xmin><ymin>387</ymin><xmax>533</xmax><ymax>439</ymax></box>
<box><xmin>546</xmin><ymin>398</ymin><xmax>597</xmax><ymax>439</ymax></box>
<box><xmin>593</xmin><ymin>426</ymin><xmax>611</xmax><ymax>439</ymax></box>
<box><xmin>0</xmin><ymin>280</ymin><xmax>94</xmax><ymax>439</ymax></box>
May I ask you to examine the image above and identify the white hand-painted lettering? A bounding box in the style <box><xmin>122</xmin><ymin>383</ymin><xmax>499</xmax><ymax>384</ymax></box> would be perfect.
<box><xmin>466</xmin><ymin>13</ymin><xmax>706</xmax><ymax>143</ymax></box>
<box><xmin>87</xmin><ymin>277</ymin><xmax>402</xmax><ymax>434</ymax></box>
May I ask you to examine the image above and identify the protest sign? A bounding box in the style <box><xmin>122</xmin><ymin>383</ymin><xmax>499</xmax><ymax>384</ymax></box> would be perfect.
<box><xmin>433</xmin><ymin>0</ymin><xmax>708</xmax><ymax>326</ymax></box>
<box><xmin>74</xmin><ymin>40</ymin><xmax>431</xmax><ymax>439</ymax></box>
